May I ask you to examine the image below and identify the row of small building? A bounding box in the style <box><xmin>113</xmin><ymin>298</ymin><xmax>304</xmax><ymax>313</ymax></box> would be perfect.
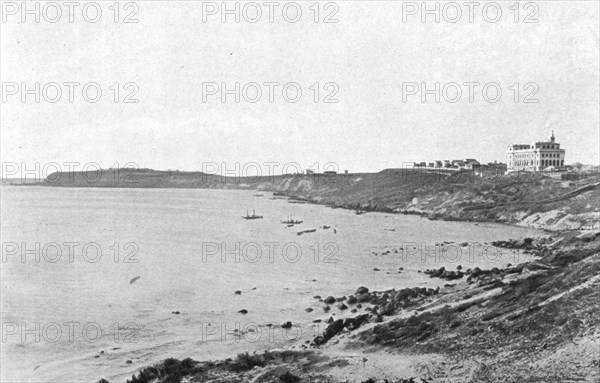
<box><xmin>410</xmin><ymin>132</ymin><xmax>566</xmax><ymax>174</ymax></box>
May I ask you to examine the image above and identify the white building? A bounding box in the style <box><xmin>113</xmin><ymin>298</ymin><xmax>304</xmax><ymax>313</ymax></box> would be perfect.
<box><xmin>506</xmin><ymin>132</ymin><xmax>566</xmax><ymax>172</ymax></box>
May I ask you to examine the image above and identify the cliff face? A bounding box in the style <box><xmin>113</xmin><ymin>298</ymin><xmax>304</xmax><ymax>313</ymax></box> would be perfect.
<box><xmin>43</xmin><ymin>168</ymin><xmax>600</xmax><ymax>231</ymax></box>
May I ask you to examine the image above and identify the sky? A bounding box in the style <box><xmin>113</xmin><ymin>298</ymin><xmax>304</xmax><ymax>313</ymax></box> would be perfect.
<box><xmin>1</xmin><ymin>1</ymin><xmax>599</xmax><ymax>175</ymax></box>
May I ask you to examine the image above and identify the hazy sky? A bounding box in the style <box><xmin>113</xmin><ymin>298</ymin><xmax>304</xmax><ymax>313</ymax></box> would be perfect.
<box><xmin>1</xmin><ymin>1</ymin><xmax>599</xmax><ymax>174</ymax></box>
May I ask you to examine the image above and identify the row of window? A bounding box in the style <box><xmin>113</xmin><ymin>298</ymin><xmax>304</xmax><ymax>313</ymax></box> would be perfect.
<box><xmin>511</xmin><ymin>152</ymin><xmax>562</xmax><ymax>159</ymax></box>
<box><xmin>510</xmin><ymin>159</ymin><xmax>564</xmax><ymax>167</ymax></box>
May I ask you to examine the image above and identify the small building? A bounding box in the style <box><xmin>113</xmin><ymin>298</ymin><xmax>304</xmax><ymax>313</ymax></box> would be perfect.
<box><xmin>323</xmin><ymin>170</ymin><xmax>337</xmax><ymax>175</ymax></box>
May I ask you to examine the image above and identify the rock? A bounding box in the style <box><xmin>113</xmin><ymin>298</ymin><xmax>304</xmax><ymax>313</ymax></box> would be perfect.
<box><xmin>305</xmin><ymin>308</ymin><xmax>314</xmax><ymax>312</ymax></box>
<box><xmin>323</xmin><ymin>319</ymin><xmax>344</xmax><ymax>339</ymax></box>
<box><xmin>373</xmin><ymin>268</ymin><xmax>380</xmax><ymax>271</ymax></box>
<box><xmin>356</xmin><ymin>286</ymin><xmax>369</xmax><ymax>294</ymax></box>
<box><xmin>337</xmin><ymin>303</ymin><xmax>348</xmax><ymax>310</ymax></box>
<box><xmin>281</xmin><ymin>321</ymin><xmax>293</xmax><ymax>329</ymax></box>
<box><xmin>357</xmin><ymin>294</ymin><xmax>371</xmax><ymax>303</ymax></box>
<box><xmin>380</xmin><ymin>303</ymin><xmax>395</xmax><ymax>316</ymax></box>
<box><xmin>125</xmin><ymin>360</ymin><xmax>132</xmax><ymax>364</ymax></box>
<box><xmin>344</xmin><ymin>314</ymin><xmax>370</xmax><ymax>330</ymax></box>
<box><xmin>351</xmin><ymin>308</ymin><xmax>357</xmax><ymax>313</ymax></box>
<box><xmin>327</xmin><ymin>316</ymin><xmax>334</xmax><ymax>324</ymax></box>
<box><xmin>323</xmin><ymin>296</ymin><xmax>336</xmax><ymax>304</ymax></box>
<box><xmin>457</xmin><ymin>265</ymin><xmax>462</xmax><ymax>270</ymax></box>
<box><xmin>238</xmin><ymin>309</ymin><xmax>248</xmax><ymax>314</ymax></box>
<box><xmin>234</xmin><ymin>290</ymin><xmax>242</xmax><ymax>295</ymax></box>
<box><xmin>335</xmin><ymin>296</ymin><xmax>347</xmax><ymax>302</ymax></box>
<box><xmin>347</xmin><ymin>295</ymin><xmax>358</xmax><ymax>304</ymax></box>
<box><xmin>323</xmin><ymin>306</ymin><xmax>331</xmax><ymax>312</ymax></box>
<box><xmin>313</xmin><ymin>295</ymin><xmax>321</xmax><ymax>299</ymax></box>
<box><xmin>171</xmin><ymin>311</ymin><xmax>180</xmax><ymax>315</ymax></box>
<box><xmin>356</xmin><ymin>304</ymin><xmax>362</xmax><ymax>308</ymax></box>
<box><xmin>313</xmin><ymin>319</ymin><xmax>322</xmax><ymax>323</ymax></box>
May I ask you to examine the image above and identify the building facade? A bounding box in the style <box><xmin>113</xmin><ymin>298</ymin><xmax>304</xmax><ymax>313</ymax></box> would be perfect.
<box><xmin>506</xmin><ymin>132</ymin><xmax>566</xmax><ymax>172</ymax></box>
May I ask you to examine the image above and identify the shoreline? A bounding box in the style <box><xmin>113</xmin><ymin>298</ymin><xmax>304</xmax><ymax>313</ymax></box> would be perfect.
<box><xmin>101</xmin><ymin>228</ymin><xmax>599</xmax><ymax>383</ymax></box>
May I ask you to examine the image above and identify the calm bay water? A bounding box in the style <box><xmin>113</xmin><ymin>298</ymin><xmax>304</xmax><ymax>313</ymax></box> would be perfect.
<box><xmin>0</xmin><ymin>186</ymin><xmax>541</xmax><ymax>382</ymax></box>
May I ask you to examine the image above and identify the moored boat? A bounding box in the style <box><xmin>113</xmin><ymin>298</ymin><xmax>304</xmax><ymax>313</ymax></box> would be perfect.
<box><xmin>242</xmin><ymin>209</ymin><xmax>263</xmax><ymax>220</ymax></box>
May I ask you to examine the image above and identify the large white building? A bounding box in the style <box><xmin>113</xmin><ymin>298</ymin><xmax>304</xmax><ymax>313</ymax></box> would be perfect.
<box><xmin>506</xmin><ymin>132</ymin><xmax>566</xmax><ymax>172</ymax></box>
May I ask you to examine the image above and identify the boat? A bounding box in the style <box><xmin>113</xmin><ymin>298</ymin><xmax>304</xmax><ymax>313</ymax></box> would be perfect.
<box><xmin>281</xmin><ymin>214</ymin><xmax>303</xmax><ymax>225</ymax></box>
<box><xmin>297</xmin><ymin>229</ymin><xmax>317</xmax><ymax>236</ymax></box>
<box><xmin>242</xmin><ymin>210</ymin><xmax>263</xmax><ymax>220</ymax></box>
<box><xmin>321</xmin><ymin>225</ymin><xmax>331</xmax><ymax>229</ymax></box>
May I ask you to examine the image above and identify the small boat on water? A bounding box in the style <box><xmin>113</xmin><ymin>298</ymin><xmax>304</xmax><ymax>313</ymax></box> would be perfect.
<box><xmin>281</xmin><ymin>214</ymin><xmax>303</xmax><ymax>225</ymax></box>
<box><xmin>242</xmin><ymin>210</ymin><xmax>263</xmax><ymax>220</ymax></box>
<box><xmin>297</xmin><ymin>229</ymin><xmax>317</xmax><ymax>236</ymax></box>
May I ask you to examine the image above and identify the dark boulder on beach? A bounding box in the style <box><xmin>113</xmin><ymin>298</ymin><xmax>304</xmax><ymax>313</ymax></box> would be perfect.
<box><xmin>234</xmin><ymin>290</ymin><xmax>242</xmax><ymax>295</ymax></box>
<box><xmin>337</xmin><ymin>303</ymin><xmax>348</xmax><ymax>310</ymax></box>
<box><xmin>323</xmin><ymin>306</ymin><xmax>331</xmax><ymax>312</ymax></box>
<box><xmin>336</xmin><ymin>296</ymin><xmax>347</xmax><ymax>302</ymax></box>
<box><xmin>282</xmin><ymin>321</ymin><xmax>293</xmax><ymax>329</ymax></box>
<box><xmin>323</xmin><ymin>296</ymin><xmax>336</xmax><ymax>304</ymax></box>
<box><xmin>305</xmin><ymin>308</ymin><xmax>314</xmax><ymax>313</ymax></box>
<box><xmin>344</xmin><ymin>314</ymin><xmax>370</xmax><ymax>331</ymax></box>
<box><xmin>357</xmin><ymin>294</ymin><xmax>371</xmax><ymax>303</ymax></box>
<box><xmin>356</xmin><ymin>286</ymin><xmax>369</xmax><ymax>294</ymax></box>
<box><xmin>327</xmin><ymin>319</ymin><xmax>344</xmax><ymax>335</ymax></box>
<box><xmin>347</xmin><ymin>295</ymin><xmax>358</xmax><ymax>304</ymax></box>
<box><xmin>238</xmin><ymin>309</ymin><xmax>248</xmax><ymax>314</ymax></box>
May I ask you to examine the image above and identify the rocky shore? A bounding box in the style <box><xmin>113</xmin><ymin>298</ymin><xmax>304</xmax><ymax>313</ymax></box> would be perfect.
<box><xmin>96</xmin><ymin>229</ymin><xmax>599</xmax><ymax>383</ymax></box>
